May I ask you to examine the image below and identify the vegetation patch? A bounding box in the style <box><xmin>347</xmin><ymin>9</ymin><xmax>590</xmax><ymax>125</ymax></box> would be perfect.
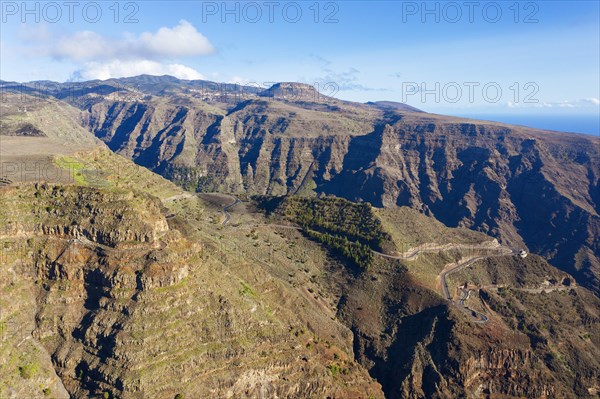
<box><xmin>260</xmin><ymin>196</ymin><xmax>394</xmax><ymax>270</ymax></box>
<box><xmin>18</xmin><ymin>362</ymin><xmax>39</xmax><ymax>379</ymax></box>
<box><xmin>239</xmin><ymin>282</ymin><xmax>256</xmax><ymax>297</ymax></box>
<box><xmin>54</xmin><ymin>156</ymin><xmax>88</xmax><ymax>185</ymax></box>
<box><xmin>162</xmin><ymin>165</ymin><xmax>220</xmax><ymax>192</ymax></box>
<box><xmin>279</xmin><ymin>197</ymin><xmax>391</xmax><ymax>249</ymax></box>
<box><xmin>303</xmin><ymin>229</ymin><xmax>374</xmax><ymax>270</ymax></box>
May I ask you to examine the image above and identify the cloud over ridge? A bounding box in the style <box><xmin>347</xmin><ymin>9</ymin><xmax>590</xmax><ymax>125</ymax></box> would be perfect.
<box><xmin>20</xmin><ymin>20</ymin><xmax>213</xmax><ymax>80</ymax></box>
<box><xmin>51</xmin><ymin>20</ymin><xmax>214</xmax><ymax>62</ymax></box>
<box><xmin>71</xmin><ymin>60</ymin><xmax>205</xmax><ymax>81</ymax></box>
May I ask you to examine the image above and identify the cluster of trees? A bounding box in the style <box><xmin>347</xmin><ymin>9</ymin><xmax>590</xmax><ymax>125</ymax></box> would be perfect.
<box><xmin>162</xmin><ymin>165</ymin><xmax>220</xmax><ymax>192</ymax></box>
<box><xmin>279</xmin><ymin>196</ymin><xmax>390</xmax><ymax>270</ymax></box>
<box><xmin>281</xmin><ymin>197</ymin><xmax>390</xmax><ymax>250</ymax></box>
<box><xmin>304</xmin><ymin>229</ymin><xmax>374</xmax><ymax>270</ymax></box>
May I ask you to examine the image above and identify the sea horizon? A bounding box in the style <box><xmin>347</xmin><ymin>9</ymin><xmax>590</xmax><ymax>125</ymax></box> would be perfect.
<box><xmin>455</xmin><ymin>113</ymin><xmax>600</xmax><ymax>137</ymax></box>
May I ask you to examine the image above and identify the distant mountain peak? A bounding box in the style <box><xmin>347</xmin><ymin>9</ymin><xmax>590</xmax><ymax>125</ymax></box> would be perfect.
<box><xmin>116</xmin><ymin>74</ymin><xmax>185</xmax><ymax>83</ymax></box>
<box><xmin>259</xmin><ymin>82</ymin><xmax>330</xmax><ymax>102</ymax></box>
<box><xmin>366</xmin><ymin>101</ymin><xmax>423</xmax><ymax>113</ymax></box>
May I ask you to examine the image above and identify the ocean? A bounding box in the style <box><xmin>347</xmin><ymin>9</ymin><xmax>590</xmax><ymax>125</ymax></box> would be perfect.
<box><xmin>455</xmin><ymin>114</ymin><xmax>600</xmax><ymax>137</ymax></box>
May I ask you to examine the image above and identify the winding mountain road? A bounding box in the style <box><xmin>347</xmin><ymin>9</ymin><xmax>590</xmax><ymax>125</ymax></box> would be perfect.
<box><xmin>484</xmin><ymin>284</ymin><xmax>575</xmax><ymax>294</ymax></box>
<box><xmin>455</xmin><ymin>287</ymin><xmax>489</xmax><ymax>323</ymax></box>
<box><xmin>227</xmin><ymin>218</ymin><xmax>512</xmax><ymax>324</ymax></box>
<box><xmin>222</xmin><ymin>196</ymin><xmax>240</xmax><ymax>225</ymax></box>
<box><xmin>374</xmin><ymin>243</ymin><xmax>512</xmax><ymax>323</ymax></box>
<box><xmin>372</xmin><ymin>241</ymin><xmax>505</xmax><ymax>261</ymax></box>
<box><xmin>440</xmin><ymin>256</ymin><xmax>487</xmax><ymax>301</ymax></box>
<box><xmin>439</xmin><ymin>249</ymin><xmax>512</xmax><ymax>323</ymax></box>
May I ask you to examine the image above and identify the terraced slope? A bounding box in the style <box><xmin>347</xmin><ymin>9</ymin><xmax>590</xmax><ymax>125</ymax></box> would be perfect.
<box><xmin>1</xmin><ymin>78</ymin><xmax>599</xmax><ymax>398</ymax></box>
<box><xmin>0</xmin><ymin>182</ymin><xmax>382</xmax><ymax>399</ymax></box>
<box><xmin>252</xmin><ymin>196</ymin><xmax>600</xmax><ymax>398</ymax></box>
<box><xmin>5</xmin><ymin>77</ymin><xmax>596</xmax><ymax>295</ymax></box>
<box><xmin>2</xmin><ymin>144</ymin><xmax>599</xmax><ymax>398</ymax></box>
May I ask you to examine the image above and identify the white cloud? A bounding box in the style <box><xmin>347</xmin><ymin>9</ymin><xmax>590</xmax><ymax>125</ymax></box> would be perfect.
<box><xmin>18</xmin><ymin>23</ymin><xmax>52</xmax><ymax>42</ymax></box>
<box><xmin>72</xmin><ymin>60</ymin><xmax>204</xmax><ymax>81</ymax></box>
<box><xmin>50</xmin><ymin>20</ymin><xmax>214</xmax><ymax>62</ymax></box>
<box><xmin>582</xmin><ymin>98</ymin><xmax>600</xmax><ymax>106</ymax></box>
<box><xmin>227</xmin><ymin>76</ymin><xmax>250</xmax><ymax>84</ymax></box>
<box><xmin>54</xmin><ymin>31</ymin><xmax>111</xmax><ymax>61</ymax></box>
<box><xmin>19</xmin><ymin>20</ymin><xmax>213</xmax><ymax>81</ymax></box>
<box><xmin>507</xmin><ymin>98</ymin><xmax>600</xmax><ymax>109</ymax></box>
<box><xmin>137</xmin><ymin>20</ymin><xmax>213</xmax><ymax>58</ymax></box>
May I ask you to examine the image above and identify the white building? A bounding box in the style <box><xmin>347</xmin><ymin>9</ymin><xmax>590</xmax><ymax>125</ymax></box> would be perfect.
<box><xmin>519</xmin><ymin>250</ymin><xmax>528</xmax><ymax>258</ymax></box>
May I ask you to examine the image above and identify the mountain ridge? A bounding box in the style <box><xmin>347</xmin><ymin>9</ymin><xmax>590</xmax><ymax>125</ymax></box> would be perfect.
<box><xmin>2</xmin><ymin>76</ymin><xmax>599</xmax><ymax>297</ymax></box>
<box><xmin>1</xmin><ymin>91</ymin><xmax>599</xmax><ymax>397</ymax></box>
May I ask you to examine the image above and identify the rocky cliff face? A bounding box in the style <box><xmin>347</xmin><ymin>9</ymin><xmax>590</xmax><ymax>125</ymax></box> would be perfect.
<box><xmin>45</xmin><ymin>76</ymin><xmax>599</xmax><ymax>296</ymax></box>
<box><xmin>345</xmin><ymin>278</ymin><xmax>599</xmax><ymax>399</ymax></box>
<box><xmin>0</xmin><ymin>183</ymin><xmax>382</xmax><ymax>398</ymax></box>
<box><xmin>326</xmin><ymin>115</ymin><xmax>600</xmax><ymax>295</ymax></box>
<box><xmin>322</xmin><ymin>223</ymin><xmax>599</xmax><ymax>399</ymax></box>
<box><xmin>1</xmin><ymin>129</ymin><xmax>598</xmax><ymax>398</ymax></box>
<box><xmin>258</xmin><ymin>196</ymin><xmax>600</xmax><ymax>399</ymax></box>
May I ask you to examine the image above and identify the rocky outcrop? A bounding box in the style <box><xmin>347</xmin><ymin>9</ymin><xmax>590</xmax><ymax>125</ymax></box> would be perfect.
<box><xmin>74</xmin><ymin>87</ymin><xmax>600</xmax><ymax>295</ymax></box>
<box><xmin>0</xmin><ymin>184</ymin><xmax>383</xmax><ymax>398</ymax></box>
<box><xmin>7</xmin><ymin>78</ymin><xmax>597</xmax><ymax>293</ymax></box>
<box><xmin>3</xmin><ymin>76</ymin><xmax>599</xmax><ymax>397</ymax></box>
<box><xmin>332</xmin><ymin>255</ymin><xmax>599</xmax><ymax>399</ymax></box>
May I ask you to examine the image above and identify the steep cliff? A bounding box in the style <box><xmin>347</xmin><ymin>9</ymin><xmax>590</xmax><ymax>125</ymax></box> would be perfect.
<box><xmin>256</xmin><ymin>196</ymin><xmax>600</xmax><ymax>398</ymax></box>
<box><xmin>0</xmin><ymin>182</ymin><xmax>383</xmax><ymax>398</ymax></box>
<box><xmin>32</xmin><ymin>76</ymin><xmax>598</xmax><ymax>296</ymax></box>
<box><xmin>1</xmin><ymin>127</ymin><xmax>598</xmax><ymax>398</ymax></box>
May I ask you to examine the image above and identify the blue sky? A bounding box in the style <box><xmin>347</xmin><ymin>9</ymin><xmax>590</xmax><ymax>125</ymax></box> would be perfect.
<box><xmin>1</xmin><ymin>0</ymin><xmax>599</xmax><ymax>116</ymax></box>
